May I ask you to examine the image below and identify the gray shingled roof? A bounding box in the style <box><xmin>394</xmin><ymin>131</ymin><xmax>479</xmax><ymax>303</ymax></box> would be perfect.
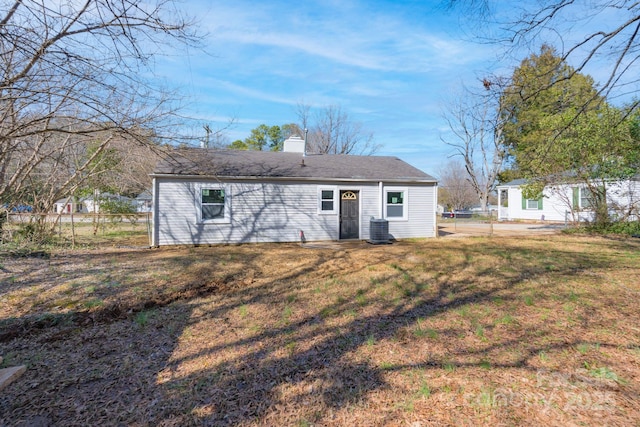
<box><xmin>498</xmin><ymin>178</ymin><xmax>528</xmax><ymax>187</ymax></box>
<box><xmin>153</xmin><ymin>149</ymin><xmax>436</xmax><ymax>182</ymax></box>
<box><xmin>499</xmin><ymin>174</ymin><xmax>640</xmax><ymax>187</ymax></box>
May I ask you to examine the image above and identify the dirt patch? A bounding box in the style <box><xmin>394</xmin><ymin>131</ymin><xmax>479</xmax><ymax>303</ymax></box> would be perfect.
<box><xmin>1</xmin><ymin>235</ymin><xmax>639</xmax><ymax>426</ymax></box>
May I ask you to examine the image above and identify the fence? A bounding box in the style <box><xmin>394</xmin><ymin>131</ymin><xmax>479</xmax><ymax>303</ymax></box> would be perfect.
<box><xmin>437</xmin><ymin>210</ymin><xmax>499</xmax><ymax>237</ymax></box>
<box><xmin>2</xmin><ymin>212</ymin><xmax>153</xmax><ymax>248</ymax></box>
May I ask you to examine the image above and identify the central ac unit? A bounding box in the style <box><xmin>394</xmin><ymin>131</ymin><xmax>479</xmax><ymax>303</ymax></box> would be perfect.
<box><xmin>369</xmin><ymin>218</ymin><xmax>389</xmax><ymax>244</ymax></box>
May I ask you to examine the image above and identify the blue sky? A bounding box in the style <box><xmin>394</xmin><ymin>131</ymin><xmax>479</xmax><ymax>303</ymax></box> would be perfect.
<box><xmin>153</xmin><ymin>0</ymin><xmax>607</xmax><ymax>176</ymax></box>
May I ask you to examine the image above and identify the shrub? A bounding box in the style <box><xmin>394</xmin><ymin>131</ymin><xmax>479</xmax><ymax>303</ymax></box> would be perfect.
<box><xmin>570</xmin><ymin>221</ymin><xmax>640</xmax><ymax>237</ymax></box>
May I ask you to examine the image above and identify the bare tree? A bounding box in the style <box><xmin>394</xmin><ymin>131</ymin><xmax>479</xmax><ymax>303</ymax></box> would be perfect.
<box><xmin>438</xmin><ymin>159</ymin><xmax>478</xmax><ymax>211</ymax></box>
<box><xmin>449</xmin><ymin>1</ymin><xmax>640</xmax><ymax>114</ymax></box>
<box><xmin>441</xmin><ymin>80</ymin><xmax>506</xmax><ymax>211</ymax></box>
<box><xmin>88</xmin><ymin>135</ymin><xmax>164</xmax><ymax>197</ymax></box>
<box><xmin>294</xmin><ymin>102</ymin><xmax>311</xmax><ymax>135</ymax></box>
<box><xmin>295</xmin><ymin>103</ymin><xmax>379</xmax><ymax>155</ymax></box>
<box><xmin>0</xmin><ymin>0</ymin><xmax>200</xmax><ymax>228</ymax></box>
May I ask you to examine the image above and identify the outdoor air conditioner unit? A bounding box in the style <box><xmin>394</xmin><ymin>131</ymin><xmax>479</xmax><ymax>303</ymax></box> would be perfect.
<box><xmin>369</xmin><ymin>218</ymin><xmax>389</xmax><ymax>244</ymax></box>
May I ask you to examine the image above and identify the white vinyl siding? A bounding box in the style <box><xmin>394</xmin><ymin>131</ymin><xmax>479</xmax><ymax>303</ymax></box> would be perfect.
<box><xmin>154</xmin><ymin>178</ymin><xmax>437</xmax><ymax>245</ymax></box>
<box><xmin>499</xmin><ymin>187</ymin><xmax>559</xmax><ymax>221</ymax></box>
<box><xmin>498</xmin><ymin>181</ymin><xmax>640</xmax><ymax>223</ymax></box>
<box><xmin>155</xmin><ymin>180</ymin><xmax>340</xmax><ymax>245</ymax></box>
<box><xmin>381</xmin><ymin>184</ymin><xmax>435</xmax><ymax>239</ymax></box>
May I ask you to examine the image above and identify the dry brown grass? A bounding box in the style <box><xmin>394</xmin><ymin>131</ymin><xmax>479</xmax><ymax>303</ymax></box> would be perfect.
<box><xmin>1</xmin><ymin>235</ymin><xmax>639</xmax><ymax>426</ymax></box>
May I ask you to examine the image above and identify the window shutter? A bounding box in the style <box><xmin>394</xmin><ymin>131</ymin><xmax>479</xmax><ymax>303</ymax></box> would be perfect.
<box><xmin>538</xmin><ymin>196</ymin><xmax>543</xmax><ymax>210</ymax></box>
<box><xmin>572</xmin><ymin>187</ymin><xmax>579</xmax><ymax>207</ymax></box>
<box><xmin>522</xmin><ymin>194</ymin><xmax>526</xmax><ymax>210</ymax></box>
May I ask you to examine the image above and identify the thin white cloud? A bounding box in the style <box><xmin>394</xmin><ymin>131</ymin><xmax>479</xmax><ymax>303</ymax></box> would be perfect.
<box><xmin>195</xmin><ymin>77</ymin><xmax>299</xmax><ymax>106</ymax></box>
<box><xmin>200</xmin><ymin>1</ymin><xmax>494</xmax><ymax>74</ymax></box>
<box><xmin>161</xmin><ymin>0</ymin><xmax>508</xmax><ymax>174</ymax></box>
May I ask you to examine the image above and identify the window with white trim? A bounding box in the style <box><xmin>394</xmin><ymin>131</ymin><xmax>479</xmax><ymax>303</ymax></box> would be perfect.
<box><xmin>580</xmin><ymin>188</ymin><xmax>593</xmax><ymax>209</ymax></box>
<box><xmin>199</xmin><ymin>186</ymin><xmax>230</xmax><ymax>223</ymax></box>
<box><xmin>318</xmin><ymin>186</ymin><xmax>337</xmax><ymax>214</ymax></box>
<box><xmin>522</xmin><ymin>194</ymin><xmax>543</xmax><ymax>210</ymax></box>
<box><xmin>384</xmin><ymin>187</ymin><xmax>408</xmax><ymax>220</ymax></box>
<box><xmin>573</xmin><ymin>186</ymin><xmax>604</xmax><ymax>210</ymax></box>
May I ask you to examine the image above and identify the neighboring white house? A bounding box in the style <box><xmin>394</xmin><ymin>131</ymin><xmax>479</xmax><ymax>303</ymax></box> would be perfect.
<box><xmin>54</xmin><ymin>197</ymin><xmax>83</xmax><ymax>214</ymax></box>
<box><xmin>150</xmin><ymin>146</ymin><xmax>438</xmax><ymax>246</ymax></box>
<box><xmin>135</xmin><ymin>190</ymin><xmax>153</xmax><ymax>213</ymax></box>
<box><xmin>497</xmin><ymin>177</ymin><xmax>640</xmax><ymax>222</ymax></box>
<box><xmin>82</xmin><ymin>193</ymin><xmax>135</xmax><ymax>214</ymax></box>
<box><xmin>54</xmin><ymin>193</ymin><xmax>141</xmax><ymax>214</ymax></box>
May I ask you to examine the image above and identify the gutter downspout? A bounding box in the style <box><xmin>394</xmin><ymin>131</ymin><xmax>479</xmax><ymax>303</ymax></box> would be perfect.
<box><xmin>497</xmin><ymin>188</ymin><xmax>502</xmax><ymax>221</ymax></box>
<box><xmin>378</xmin><ymin>182</ymin><xmax>384</xmax><ymax>218</ymax></box>
<box><xmin>434</xmin><ymin>182</ymin><xmax>438</xmax><ymax>238</ymax></box>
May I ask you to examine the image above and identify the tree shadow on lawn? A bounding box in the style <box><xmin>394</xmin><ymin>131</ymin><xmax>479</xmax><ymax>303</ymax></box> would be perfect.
<box><xmin>0</xmin><ymin>248</ymin><xmax>257</xmax><ymax>342</ymax></box>
<box><xmin>0</xmin><ymin>238</ymin><xmax>638</xmax><ymax>425</ymax></box>
<box><xmin>153</xmin><ymin>239</ymin><xmax>638</xmax><ymax>425</ymax></box>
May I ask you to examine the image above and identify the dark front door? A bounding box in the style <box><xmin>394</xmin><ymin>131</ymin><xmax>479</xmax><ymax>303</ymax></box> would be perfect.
<box><xmin>340</xmin><ymin>190</ymin><xmax>359</xmax><ymax>239</ymax></box>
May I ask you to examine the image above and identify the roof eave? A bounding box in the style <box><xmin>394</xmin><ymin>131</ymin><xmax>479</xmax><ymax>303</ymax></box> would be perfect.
<box><xmin>150</xmin><ymin>173</ymin><xmax>437</xmax><ymax>184</ymax></box>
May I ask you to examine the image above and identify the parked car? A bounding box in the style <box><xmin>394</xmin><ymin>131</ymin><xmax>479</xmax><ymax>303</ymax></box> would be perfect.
<box><xmin>2</xmin><ymin>203</ymin><xmax>33</xmax><ymax>212</ymax></box>
<box><xmin>441</xmin><ymin>210</ymin><xmax>473</xmax><ymax>219</ymax></box>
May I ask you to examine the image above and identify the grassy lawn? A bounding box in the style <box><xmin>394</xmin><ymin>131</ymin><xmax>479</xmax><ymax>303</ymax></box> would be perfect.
<box><xmin>1</xmin><ymin>235</ymin><xmax>639</xmax><ymax>426</ymax></box>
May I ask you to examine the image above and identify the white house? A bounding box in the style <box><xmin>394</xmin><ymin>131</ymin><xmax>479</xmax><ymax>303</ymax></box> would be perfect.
<box><xmin>135</xmin><ymin>190</ymin><xmax>153</xmax><ymax>213</ymax></box>
<box><xmin>53</xmin><ymin>197</ymin><xmax>83</xmax><ymax>214</ymax></box>
<box><xmin>54</xmin><ymin>193</ymin><xmax>138</xmax><ymax>214</ymax></box>
<box><xmin>82</xmin><ymin>193</ymin><xmax>135</xmax><ymax>214</ymax></box>
<box><xmin>497</xmin><ymin>177</ymin><xmax>640</xmax><ymax>222</ymax></box>
<box><xmin>150</xmin><ymin>147</ymin><xmax>438</xmax><ymax>246</ymax></box>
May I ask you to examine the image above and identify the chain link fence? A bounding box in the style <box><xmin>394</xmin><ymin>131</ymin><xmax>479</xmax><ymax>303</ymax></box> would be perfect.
<box><xmin>437</xmin><ymin>210</ymin><xmax>499</xmax><ymax>237</ymax></box>
<box><xmin>1</xmin><ymin>212</ymin><xmax>152</xmax><ymax>248</ymax></box>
